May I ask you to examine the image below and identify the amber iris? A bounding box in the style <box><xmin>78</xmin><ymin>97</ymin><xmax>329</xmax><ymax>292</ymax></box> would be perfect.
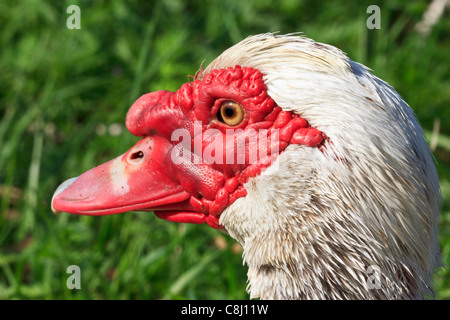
<box><xmin>218</xmin><ymin>101</ymin><xmax>245</xmax><ymax>126</ymax></box>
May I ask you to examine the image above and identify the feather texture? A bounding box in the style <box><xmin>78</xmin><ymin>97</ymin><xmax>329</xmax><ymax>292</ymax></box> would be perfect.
<box><xmin>201</xmin><ymin>33</ymin><xmax>442</xmax><ymax>299</ymax></box>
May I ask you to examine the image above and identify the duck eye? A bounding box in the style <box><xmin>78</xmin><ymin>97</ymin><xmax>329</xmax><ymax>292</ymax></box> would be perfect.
<box><xmin>217</xmin><ymin>101</ymin><xmax>244</xmax><ymax>126</ymax></box>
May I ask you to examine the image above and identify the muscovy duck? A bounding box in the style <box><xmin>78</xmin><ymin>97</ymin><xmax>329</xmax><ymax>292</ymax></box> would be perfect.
<box><xmin>52</xmin><ymin>33</ymin><xmax>442</xmax><ymax>299</ymax></box>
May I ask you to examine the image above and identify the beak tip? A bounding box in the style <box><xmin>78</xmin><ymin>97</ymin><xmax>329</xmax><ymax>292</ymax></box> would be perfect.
<box><xmin>51</xmin><ymin>199</ymin><xmax>61</xmax><ymax>215</ymax></box>
<box><xmin>51</xmin><ymin>176</ymin><xmax>79</xmax><ymax>215</ymax></box>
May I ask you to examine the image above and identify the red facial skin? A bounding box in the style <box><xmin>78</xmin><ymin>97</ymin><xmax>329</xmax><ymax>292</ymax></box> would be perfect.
<box><xmin>52</xmin><ymin>66</ymin><xmax>326</xmax><ymax>229</ymax></box>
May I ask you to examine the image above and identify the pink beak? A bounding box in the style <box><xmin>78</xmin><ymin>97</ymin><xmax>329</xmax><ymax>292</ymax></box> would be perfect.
<box><xmin>51</xmin><ymin>135</ymin><xmax>207</xmax><ymax>225</ymax></box>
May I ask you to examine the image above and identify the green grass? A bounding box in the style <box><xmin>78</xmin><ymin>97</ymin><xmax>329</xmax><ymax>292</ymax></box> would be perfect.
<box><xmin>1</xmin><ymin>0</ymin><xmax>449</xmax><ymax>299</ymax></box>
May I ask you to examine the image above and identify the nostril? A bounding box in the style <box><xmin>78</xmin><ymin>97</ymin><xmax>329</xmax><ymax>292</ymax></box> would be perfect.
<box><xmin>128</xmin><ymin>150</ymin><xmax>144</xmax><ymax>164</ymax></box>
<box><xmin>131</xmin><ymin>151</ymin><xmax>144</xmax><ymax>160</ymax></box>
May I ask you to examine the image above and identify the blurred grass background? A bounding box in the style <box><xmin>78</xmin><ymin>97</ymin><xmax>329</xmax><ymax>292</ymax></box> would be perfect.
<box><xmin>0</xmin><ymin>0</ymin><xmax>449</xmax><ymax>299</ymax></box>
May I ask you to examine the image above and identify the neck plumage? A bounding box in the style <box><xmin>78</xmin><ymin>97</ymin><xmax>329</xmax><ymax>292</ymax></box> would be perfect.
<box><xmin>206</xmin><ymin>34</ymin><xmax>441</xmax><ymax>300</ymax></box>
<box><xmin>220</xmin><ymin>147</ymin><xmax>440</xmax><ymax>300</ymax></box>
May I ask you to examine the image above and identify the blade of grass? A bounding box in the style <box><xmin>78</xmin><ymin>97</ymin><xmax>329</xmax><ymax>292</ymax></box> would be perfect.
<box><xmin>20</xmin><ymin>119</ymin><xmax>44</xmax><ymax>238</ymax></box>
<box><xmin>425</xmin><ymin>130</ymin><xmax>450</xmax><ymax>152</ymax></box>
<box><xmin>164</xmin><ymin>250</ymin><xmax>221</xmax><ymax>299</ymax></box>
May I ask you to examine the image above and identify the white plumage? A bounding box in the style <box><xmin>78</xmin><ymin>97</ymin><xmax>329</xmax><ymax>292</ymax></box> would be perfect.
<box><xmin>200</xmin><ymin>33</ymin><xmax>442</xmax><ymax>299</ymax></box>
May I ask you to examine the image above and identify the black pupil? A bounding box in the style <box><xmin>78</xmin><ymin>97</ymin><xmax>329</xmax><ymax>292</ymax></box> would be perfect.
<box><xmin>224</xmin><ymin>106</ymin><xmax>234</xmax><ymax>118</ymax></box>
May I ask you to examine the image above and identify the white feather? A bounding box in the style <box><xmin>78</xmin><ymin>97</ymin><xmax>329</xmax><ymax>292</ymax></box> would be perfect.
<box><xmin>200</xmin><ymin>33</ymin><xmax>441</xmax><ymax>299</ymax></box>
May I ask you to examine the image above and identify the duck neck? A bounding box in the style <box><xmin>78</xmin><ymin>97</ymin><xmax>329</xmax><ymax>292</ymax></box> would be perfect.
<box><xmin>221</xmin><ymin>147</ymin><xmax>435</xmax><ymax>300</ymax></box>
<box><xmin>242</xmin><ymin>229</ymin><xmax>369</xmax><ymax>300</ymax></box>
